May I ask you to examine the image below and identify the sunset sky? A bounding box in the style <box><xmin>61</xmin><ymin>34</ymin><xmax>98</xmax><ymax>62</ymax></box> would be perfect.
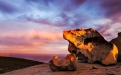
<box><xmin>0</xmin><ymin>0</ymin><xmax>121</xmax><ymax>54</ymax></box>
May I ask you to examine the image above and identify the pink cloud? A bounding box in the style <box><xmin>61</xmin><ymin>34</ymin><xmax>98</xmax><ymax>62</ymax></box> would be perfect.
<box><xmin>0</xmin><ymin>30</ymin><xmax>63</xmax><ymax>47</ymax></box>
<box><xmin>98</xmin><ymin>22</ymin><xmax>121</xmax><ymax>41</ymax></box>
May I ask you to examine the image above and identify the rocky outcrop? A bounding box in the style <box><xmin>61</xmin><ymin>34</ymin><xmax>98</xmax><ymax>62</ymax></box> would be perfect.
<box><xmin>49</xmin><ymin>54</ymin><xmax>78</xmax><ymax>71</ymax></box>
<box><xmin>110</xmin><ymin>32</ymin><xmax>121</xmax><ymax>62</ymax></box>
<box><xmin>63</xmin><ymin>28</ymin><xmax>118</xmax><ymax>65</ymax></box>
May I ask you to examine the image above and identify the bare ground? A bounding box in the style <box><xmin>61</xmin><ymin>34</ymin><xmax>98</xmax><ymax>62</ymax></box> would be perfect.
<box><xmin>1</xmin><ymin>63</ymin><xmax>121</xmax><ymax>75</ymax></box>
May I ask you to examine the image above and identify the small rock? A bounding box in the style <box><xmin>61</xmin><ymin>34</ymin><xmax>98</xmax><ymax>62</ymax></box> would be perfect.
<box><xmin>90</xmin><ymin>66</ymin><xmax>98</xmax><ymax>70</ymax></box>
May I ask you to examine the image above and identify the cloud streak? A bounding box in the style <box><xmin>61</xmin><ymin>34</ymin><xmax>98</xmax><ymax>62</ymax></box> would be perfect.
<box><xmin>0</xmin><ymin>30</ymin><xmax>63</xmax><ymax>46</ymax></box>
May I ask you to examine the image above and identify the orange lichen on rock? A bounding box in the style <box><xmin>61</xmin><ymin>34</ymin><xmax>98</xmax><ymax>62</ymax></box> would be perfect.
<box><xmin>111</xmin><ymin>32</ymin><xmax>121</xmax><ymax>62</ymax></box>
<box><xmin>102</xmin><ymin>44</ymin><xmax>118</xmax><ymax>65</ymax></box>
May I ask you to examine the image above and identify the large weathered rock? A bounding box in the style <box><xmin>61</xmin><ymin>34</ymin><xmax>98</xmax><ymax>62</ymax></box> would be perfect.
<box><xmin>110</xmin><ymin>32</ymin><xmax>121</xmax><ymax>62</ymax></box>
<box><xmin>49</xmin><ymin>54</ymin><xmax>78</xmax><ymax>71</ymax></box>
<box><xmin>63</xmin><ymin>28</ymin><xmax>118</xmax><ymax>65</ymax></box>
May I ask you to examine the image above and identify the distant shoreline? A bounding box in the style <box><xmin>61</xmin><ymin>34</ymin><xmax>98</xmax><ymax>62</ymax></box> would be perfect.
<box><xmin>0</xmin><ymin>53</ymin><xmax>67</xmax><ymax>63</ymax></box>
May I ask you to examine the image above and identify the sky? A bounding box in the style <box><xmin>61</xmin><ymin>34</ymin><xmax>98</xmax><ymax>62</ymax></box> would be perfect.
<box><xmin>0</xmin><ymin>0</ymin><xmax>121</xmax><ymax>54</ymax></box>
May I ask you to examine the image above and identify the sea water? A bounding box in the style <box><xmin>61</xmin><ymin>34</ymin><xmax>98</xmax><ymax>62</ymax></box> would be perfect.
<box><xmin>5</xmin><ymin>54</ymin><xmax>67</xmax><ymax>63</ymax></box>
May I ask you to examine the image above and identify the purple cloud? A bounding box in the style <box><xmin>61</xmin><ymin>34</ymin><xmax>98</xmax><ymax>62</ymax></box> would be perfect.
<box><xmin>0</xmin><ymin>28</ymin><xmax>64</xmax><ymax>46</ymax></box>
<box><xmin>0</xmin><ymin>0</ymin><xmax>19</xmax><ymax>14</ymax></box>
<box><xmin>100</xmin><ymin>0</ymin><xmax>121</xmax><ymax>17</ymax></box>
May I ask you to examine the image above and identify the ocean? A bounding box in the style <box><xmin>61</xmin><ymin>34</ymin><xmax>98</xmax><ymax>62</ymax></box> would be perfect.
<box><xmin>4</xmin><ymin>54</ymin><xmax>67</xmax><ymax>63</ymax></box>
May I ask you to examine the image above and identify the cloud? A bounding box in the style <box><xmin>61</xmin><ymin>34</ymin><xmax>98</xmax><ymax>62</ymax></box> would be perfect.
<box><xmin>0</xmin><ymin>45</ymin><xmax>39</xmax><ymax>54</ymax></box>
<box><xmin>17</xmin><ymin>10</ymin><xmax>93</xmax><ymax>29</ymax></box>
<box><xmin>0</xmin><ymin>43</ymin><xmax>69</xmax><ymax>54</ymax></box>
<box><xmin>100</xmin><ymin>0</ymin><xmax>121</xmax><ymax>17</ymax></box>
<box><xmin>20</xmin><ymin>0</ymin><xmax>89</xmax><ymax>29</ymax></box>
<box><xmin>97</xmin><ymin>22</ymin><xmax>121</xmax><ymax>41</ymax></box>
<box><xmin>93</xmin><ymin>19</ymin><xmax>112</xmax><ymax>25</ymax></box>
<box><xmin>17</xmin><ymin>14</ymin><xmax>66</xmax><ymax>27</ymax></box>
<box><xmin>26</xmin><ymin>0</ymin><xmax>86</xmax><ymax>11</ymax></box>
<box><xmin>0</xmin><ymin>0</ymin><xmax>19</xmax><ymax>14</ymax></box>
<box><xmin>0</xmin><ymin>30</ymin><xmax>63</xmax><ymax>47</ymax></box>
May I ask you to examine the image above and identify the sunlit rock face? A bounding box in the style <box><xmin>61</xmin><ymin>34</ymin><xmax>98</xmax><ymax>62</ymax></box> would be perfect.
<box><xmin>111</xmin><ymin>32</ymin><xmax>121</xmax><ymax>62</ymax></box>
<box><xmin>49</xmin><ymin>54</ymin><xmax>78</xmax><ymax>71</ymax></box>
<box><xmin>63</xmin><ymin>28</ymin><xmax>118</xmax><ymax>65</ymax></box>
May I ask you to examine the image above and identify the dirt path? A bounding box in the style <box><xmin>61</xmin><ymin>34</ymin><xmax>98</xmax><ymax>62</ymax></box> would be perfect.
<box><xmin>1</xmin><ymin>63</ymin><xmax>121</xmax><ymax>75</ymax></box>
